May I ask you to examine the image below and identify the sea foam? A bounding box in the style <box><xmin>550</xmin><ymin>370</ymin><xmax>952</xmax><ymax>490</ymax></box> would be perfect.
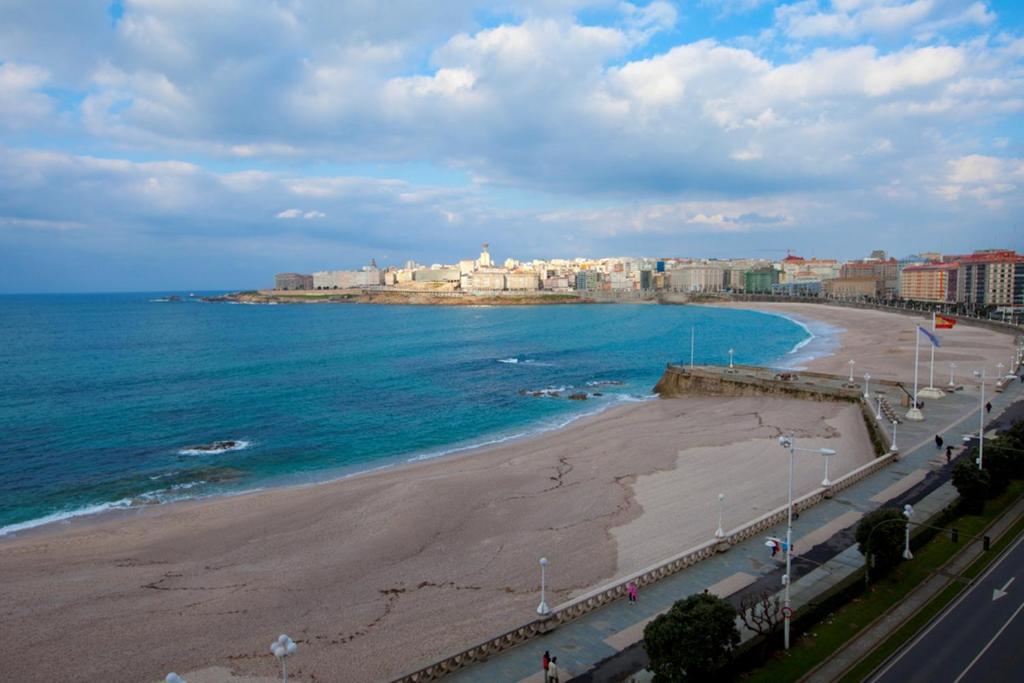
<box><xmin>177</xmin><ymin>440</ymin><xmax>252</xmax><ymax>456</ymax></box>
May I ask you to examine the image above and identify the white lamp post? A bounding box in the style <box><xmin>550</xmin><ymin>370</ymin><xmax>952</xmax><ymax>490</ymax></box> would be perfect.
<box><xmin>902</xmin><ymin>504</ymin><xmax>914</xmax><ymax>560</ymax></box>
<box><xmin>890</xmin><ymin>420</ymin><xmax>899</xmax><ymax>452</ymax></box>
<box><xmin>875</xmin><ymin>394</ymin><xmax>883</xmax><ymax>421</ymax></box>
<box><xmin>537</xmin><ymin>557</ymin><xmax>550</xmax><ymax>616</ymax></box>
<box><xmin>948</xmin><ymin>362</ymin><xmax>957</xmax><ymax>388</ymax></box>
<box><xmin>974</xmin><ymin>369</ymin><xmax>986</xmax><ymax>469</ymax></box>
<box><xmin>270</xmin><ymin>634</ymin><xmax>296</xmax><ymax>683</ymax></box>
<box><xmin>728</xmin><ymin>348</ymin><xmax>735</xmax><ymax>369</ymax></box>
<box><xmin>821</xmin><ymin>448</ymin><xmax>835</xmax><ymax>487</ymax></box>
<box><xmin>715</xmin><ymin>493</ymin><xmax>725</xmax><ymax>538</ymax></box>
<box><xmin>997</xmin><ymin>362</ymin><xmax>1005</xmax><ymax>380</ymax></box>
<box><xmin>777</xmin><ymin>436</ymin><xmax>837</xmax><ymax>650</ymax></box>
<box><xmin>848</xmin><ymin>359</ymin><xmax>855</xmax><ymax>383</ymax></box>
<box><xmin>863</xmin><ymin>372</ymin><xmax>871</xmax><ymax>399</ymax></box>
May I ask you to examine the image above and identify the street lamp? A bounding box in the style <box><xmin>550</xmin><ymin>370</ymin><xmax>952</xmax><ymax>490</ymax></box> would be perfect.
<box><xmin>997</xmin><ymin>362</ymin><xmax>1005</xmax><ymax>380</ymax></box>
<box><xmin>728</xmin><ymin>348</ymin><xmax>735</xmax><ymax>369</ymax></box>
<box><xmin>875</xmin><ymin>394</ymin><xmax>883</xmax><ymax>421</ymax></box>
<box><xmin>948</xmin><ymin>362</ymin><xmax>957</xmax><ymax>388</ymax></box>
<box><xmin>848</xmin><ymin>359</ymin><xmax>855</xmax><ymax>383</ymax></box>
<box><xmin>715</xmin><ymin>493</ymin><xmax>725</xmax><ymax>538</ymax></box>
<box><xmin>902</xmin><ymin>504</ymin><xmax>914</xmax><ymax>560</ymax></box>
<box><xmin>890</xmin><ymin>420</ymin><xmax>899</xmax><ymax>452</ymax></box>
<box><xmin>821</xmin><ymin>448</ymin><xmax>835</xmax><ymax>487</ymax></box>
<box><xmin>269</xmin><ymin>634</ymin><xmax>296</xmax><ymax>683</ymax></box>
<box><xmin>776</xmin><ymin>436</ymin><xmax>837</xmax><ymax>650</ymax></box>
<box><xmin>974</xmin><ymin>369</ymin><xmax>986</xmax><ymax>470</ymax></box>
<box><xmin>863</xmin><ymin>372</ymin><xmax>871</xmax><ymax>399</ymax></box>
<box><xmin>537</xmin><ymin>557</ymin><xmax>550</xmax><ymax>616</ymax></box>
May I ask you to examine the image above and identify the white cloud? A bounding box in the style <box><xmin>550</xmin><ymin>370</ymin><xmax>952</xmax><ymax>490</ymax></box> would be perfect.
<box><xmin>936</xmin><ymin>154</ymin><xmax>1024</xmax><ymax>205</ymax></box>
<box><xmin>277</xmin><ymin>209</ymin><xmax>325</xmax><ymax>219</ymax></box>
<box><xmin>0</xmin><ymin>62</ymin><xmax>55</xmax><ymax>129</ymax></box>
<box><xmin>776</xmin><ymin>0</ymin><xmax>995</xmax><ymax>40</ymax></box>
<box><xmin>732</xmin><ymin>146</ymin><xmax>764</xmax><ymax>161</ymax></box>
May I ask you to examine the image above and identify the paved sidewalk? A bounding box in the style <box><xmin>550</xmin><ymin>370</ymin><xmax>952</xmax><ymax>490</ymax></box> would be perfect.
<box><xmin>437</xmin><ymin>376</ymin><xmax>1023</xmax><ymax>683</ymax></box>
<box><xmin>803</xmin><ymin>495</ymin><xmax>1024</xmax><ymax>683</ymax></box>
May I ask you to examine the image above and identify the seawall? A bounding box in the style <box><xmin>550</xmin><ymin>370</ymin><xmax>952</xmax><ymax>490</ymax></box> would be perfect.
<box><xmin>653</xmin><ymin>364</ymin><xmax>893</xmax><ymax>457</ymax></box>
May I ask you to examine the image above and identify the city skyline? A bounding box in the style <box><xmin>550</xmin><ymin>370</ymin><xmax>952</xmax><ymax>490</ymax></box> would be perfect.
<box><xmin>1</xmin><ymin>1</ymin><xmax>1023</xmax><ymax>292</ymax></box>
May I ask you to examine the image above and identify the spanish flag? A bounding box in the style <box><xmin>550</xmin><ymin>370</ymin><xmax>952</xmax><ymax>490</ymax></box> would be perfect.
<box><xmin>934</xmin><ymin>314</ymin><xmax>957</xmax><ymax>329</ymax></box>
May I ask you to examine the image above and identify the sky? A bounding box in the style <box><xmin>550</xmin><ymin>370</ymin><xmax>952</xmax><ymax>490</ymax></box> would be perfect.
<box><xmin>0</xmin><ymin>0</ymin><xmax>1022</xmax><ymax>292</ymax></box>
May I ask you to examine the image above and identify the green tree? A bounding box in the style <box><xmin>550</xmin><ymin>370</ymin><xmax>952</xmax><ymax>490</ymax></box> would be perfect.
<box><xmin>984</xmin><ymin>444</ymin><xmax>1014</xmax><ymax>495</ymax></box>
<box><xmin>952</xmin><ymin>458</ymin><xmax>991</xmax><ymax>513</ymax></box>
<box><xmin>644</xmin><ymin>592</ymin><xmax>740</xmax><ymax>682</ymax></box>
<box><xmin>856</xmin><ymin>508</ymin><xmax>906</xmax><ymax>574</ymax></box>
<box><xmin>987</xmin><ymin>434</ymin><xmax>1024</xmax><ymax>481</ymax></box>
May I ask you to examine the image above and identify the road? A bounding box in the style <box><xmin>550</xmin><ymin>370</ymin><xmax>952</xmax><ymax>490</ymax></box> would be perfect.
<box><xmin>869</xmin><ymin>528</ymin><xmax>1024</xmax><ymax>683</ymax></box>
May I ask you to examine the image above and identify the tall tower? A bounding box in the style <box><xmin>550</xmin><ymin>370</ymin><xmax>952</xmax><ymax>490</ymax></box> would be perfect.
<box><xmin>478</xmin><ymin>243</ymin><xmax>492</xmax><ymax>268</ymax></box>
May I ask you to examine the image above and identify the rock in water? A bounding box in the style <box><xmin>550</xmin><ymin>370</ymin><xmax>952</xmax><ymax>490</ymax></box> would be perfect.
<box><xmin>188</xmin><ymin>440</ymin><xmax>238</xmax><ymax>452</ymax></box>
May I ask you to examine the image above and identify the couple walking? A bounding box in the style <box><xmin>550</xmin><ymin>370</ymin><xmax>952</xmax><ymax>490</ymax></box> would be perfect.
<box><xmin>542</xmin><ymin>650</ymin><xmax>560</xmax><ymax>682</ymax></box>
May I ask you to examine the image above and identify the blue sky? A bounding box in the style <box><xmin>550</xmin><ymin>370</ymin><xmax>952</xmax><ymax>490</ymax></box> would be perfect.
<box><xmin>0</xmin><ymin>0</ymin><xmax>1022</xmax><ymax>291</ymax></box>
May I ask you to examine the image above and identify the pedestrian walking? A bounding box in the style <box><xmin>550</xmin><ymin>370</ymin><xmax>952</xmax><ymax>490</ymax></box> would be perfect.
<box><xmin>985</xmin><ymin>401</ymin><xmax>992</xmax><ymax>414</ymax></box>
<box><xmin>935</xmin><ymin>434</ymin><xmax>944</xmax><ymax>449</ymax></box>
<box><xmin>542</xmin><ymin>650</ymin><xmax>550</xmax><ymax>682</ymax></box>
<box><xmin>945</xmin><ymin>445</ymin><xmax>953</xmax><ymax>463</ymax></box>
<box><xmin>627</xmin><ymin>581</ymin><xmax>638</xmax><ymax>604</ymax></box>
<box><xmin>548</xmin><ymin>656</ymin><xmax>560</xmax><ymax>683</ymax></box>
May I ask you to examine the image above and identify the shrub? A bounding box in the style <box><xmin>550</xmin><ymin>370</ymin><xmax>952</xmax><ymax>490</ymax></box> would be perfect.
<box><xmin>952</xmin><ymin>458</ymin><xmax>991</xmax><ymax>513</ymax></box>
<box><xmin>855</xmin><ymin>508</ymin><xmax>906</xmax><ymax>574</ymax></box>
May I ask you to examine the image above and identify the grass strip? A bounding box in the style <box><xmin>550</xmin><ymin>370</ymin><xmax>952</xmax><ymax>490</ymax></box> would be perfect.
<box><xmin>739</xmin><ymin>480</ymin><xmax>1024</xmax><ymax>683</ymax></box>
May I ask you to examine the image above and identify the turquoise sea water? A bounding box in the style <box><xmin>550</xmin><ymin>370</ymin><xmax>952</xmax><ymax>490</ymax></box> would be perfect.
<box><xmin>0</xmin><ymin>295</ymin><xmax>833</xmax><ymax>534</ymax></box>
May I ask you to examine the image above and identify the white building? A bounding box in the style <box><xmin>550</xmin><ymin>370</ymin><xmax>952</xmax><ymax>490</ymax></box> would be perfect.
<box><xmin>466</xmin><ymin>268</ymin><xmax>507</xmax><ymax>291</ymax></box>
<box><xmin>506</xmin><ymin>271</ymin><xmax>540</xmax><ymax>291</ymax></box>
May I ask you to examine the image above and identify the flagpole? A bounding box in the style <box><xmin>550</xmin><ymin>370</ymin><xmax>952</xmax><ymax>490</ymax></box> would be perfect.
<box><xmin>690</xmin><ymin>326</ymin><xmax>695</xmax><ymax>369</ymax></box>
<box><xmin>920</xmin><ymin>313</ymin><xmax>947</xmax><ymax>400</ymax></box>
<box><xmin>928</xmin><ymin>312</ymin><xmax>936</xmax><ymax>390</ymax></box>
<box><xmin>913</xmin><ymin>327</ymin><xmax>919</xmax><ymax>403</ymax></box>
<box><xmin>906</xmin><ymin>326</ymin><xmax>924</xmax><ymax>420</ymax></box>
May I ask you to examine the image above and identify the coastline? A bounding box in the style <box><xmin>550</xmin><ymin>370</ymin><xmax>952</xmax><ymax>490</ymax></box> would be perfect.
<box><xmin>0</xmin><ymin>303</ymin><xmax>1016</xmax><ymax>682</ymax></box>
<box><xmin>0</xmin><ymin>388</ymin><xmax>660</xmax><ymax>539</ymax></box>
<box><xmin>0</xmin><ymin>301</ymin><xmax>1009</xmax><ymax>541</ymax></box>
<box><xmin>0</xmin><ymin>302</ymin><xmax>819</xmax><ymax>539</ymax></box>
<box><xmin>209</xmin><ymin>289</ymin><xmax>594</xmax><ymax>306</ymax></box>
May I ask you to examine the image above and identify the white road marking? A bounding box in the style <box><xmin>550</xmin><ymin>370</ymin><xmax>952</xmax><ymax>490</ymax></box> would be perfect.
<box><xmin>869</xmin><ymin>532</ymin><xmax>1024</xmax><ymax>682</ymax></box>
<box><xmin>953</xmin><ymin>599</ymin><xmax>1024</xmax><ymax>683</ymax></box>
<box><xmin>992</xmin><ymin>576</ymin><xmax>1014</xmax><ymax>601</ymax></box>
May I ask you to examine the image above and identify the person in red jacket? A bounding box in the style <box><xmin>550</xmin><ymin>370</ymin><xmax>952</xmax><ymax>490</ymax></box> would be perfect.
<box><xmin>542</xmin><ymin>650</ymin><xmax>550</xmax><ymax>682</ymax></box>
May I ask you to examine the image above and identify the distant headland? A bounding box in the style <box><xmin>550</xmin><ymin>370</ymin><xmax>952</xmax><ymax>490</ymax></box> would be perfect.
<box><xmin>204</xmin><ymin>289</ymin><xmax>593</xmax><ymax>306</ymax></box>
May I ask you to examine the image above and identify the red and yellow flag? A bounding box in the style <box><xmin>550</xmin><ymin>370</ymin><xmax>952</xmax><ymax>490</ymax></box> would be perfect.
<box><xmin>935</xmin><ymin>314</ymin><xmax>957</xmax><ymax>329</ymax></box>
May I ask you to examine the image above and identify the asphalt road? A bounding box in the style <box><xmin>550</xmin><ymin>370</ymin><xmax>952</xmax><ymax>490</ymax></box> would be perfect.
<box><xmin>869</xmin><ymin>528</ymin><xmax>1024</xmax><ymax>683</ymax></box>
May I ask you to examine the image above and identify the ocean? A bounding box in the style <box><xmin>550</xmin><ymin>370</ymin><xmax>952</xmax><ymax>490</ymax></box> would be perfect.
<box><xmin>0</xmin><ymin>294</ymin><xmax>836</xmax><ymax>535</ymax></box>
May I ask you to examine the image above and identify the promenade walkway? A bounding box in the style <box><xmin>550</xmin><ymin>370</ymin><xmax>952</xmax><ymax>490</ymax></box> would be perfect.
<box><xmin>439</xmin><ymin>373</ymin><xmax>1024</xmax><ymax>683</ymax></box>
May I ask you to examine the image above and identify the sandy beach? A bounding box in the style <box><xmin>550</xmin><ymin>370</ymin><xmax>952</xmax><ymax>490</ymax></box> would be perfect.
<box><xmin>718</xmin><ymin>302</ymin><xmax>1015</xmax><ymax>386</ymax></box>
<box><xmin>0</xmin><ymin>303</ymin><xmax>1016</xmax><ymax>682</ymax></box>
